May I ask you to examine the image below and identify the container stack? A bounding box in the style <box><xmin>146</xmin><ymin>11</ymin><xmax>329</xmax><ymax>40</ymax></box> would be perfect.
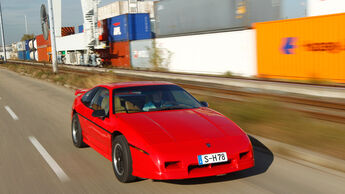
<box><xmin>36</xmin><ymin>34</ymin><xmax>51</xmax><ymax>62</ymax></box>
<box><xmin>107</xmin><ymin>13</ymin><xmax>151</xmax><ymax>68</ymax></box>
<box><xmin>17</xmin><ymin>41</ymin><xmax>25</xmax><ymax>60</ymax></box>
<box><xmin>25</xmin><ymin>40</ymin><xmax>30</xmax><ymax>60</ymax></box>
<box><xmin>10</xmin><ymin>43</ymin><xmax>18</xmax><ymax>59</ymax></box>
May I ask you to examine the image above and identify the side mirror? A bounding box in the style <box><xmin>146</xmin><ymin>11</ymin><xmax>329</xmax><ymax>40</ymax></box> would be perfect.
<box><xmin>92</xmin><ymin>109</ymin><xmax>106</xmax><ymax>118</ymax></box>
<box><xmin>200</xmin><ymin>101</ymin><xmax>209</xmax><ymax>107</ymax></box>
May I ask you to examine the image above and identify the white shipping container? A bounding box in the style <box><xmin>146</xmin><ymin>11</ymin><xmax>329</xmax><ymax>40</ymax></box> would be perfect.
<box><xmin>155</xmin><ymin>30</ymin><xmax>257</xmax><ymax>77</ymax></box>
<box><xmin>12</xmin><ymin>43</ymin><xmax>17</xmax><ymax>52</ymax></box>
<box><xmin>98</xmin><ymin>1</ymin><xmax>154</xmax><ymax>21</ymax></box>
<box><xmin>56</xmin><ymin>33</ymin><xmax>88</xmax><ymax>51</ymax></box>
<box><xmin>307</xmin><ymin>0</ymin><xmax>345</xmax><ymax>16</ymax></box>
<box><xmin>16</xmin><ymin>41</ymin><xmax>25</xmax><ymax>51</ymax></box>
<box><xmin>10</xmin><ymin>52</ymin><xmax>18</xmax><ymax>59</ymax></box>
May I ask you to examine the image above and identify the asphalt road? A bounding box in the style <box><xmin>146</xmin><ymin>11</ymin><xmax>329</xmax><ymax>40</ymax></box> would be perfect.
<box><xmin>1</xmin><ymin>68</ymin><xmax>344</xmax><ymax>194</ymax></box>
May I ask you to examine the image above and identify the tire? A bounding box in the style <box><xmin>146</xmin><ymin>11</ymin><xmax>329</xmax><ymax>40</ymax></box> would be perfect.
<box><xmin>112</xmin><ymin>135</ymin><xmax>136</xmax><ymax>183</ymax></box>
<box><xmin>71</xmin><ymin>114</ymin><xmax>87</xmax><ymax>148</ymax></box>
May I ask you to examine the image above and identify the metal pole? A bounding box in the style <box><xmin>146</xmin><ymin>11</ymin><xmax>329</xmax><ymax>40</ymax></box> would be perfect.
<box><xmin>0</xmin><ymin>1</ymin><xmax>7</xmax><ymax>62</ymax></box>
<box><xmin>47</xmin><ymin>0</ymin><xmax>58</xmax><ymax>73</ymax></box>
<box><xmin>24</xmin><ymin>15</ymin><xmax>28</xmax><ymax>34</ymax></box>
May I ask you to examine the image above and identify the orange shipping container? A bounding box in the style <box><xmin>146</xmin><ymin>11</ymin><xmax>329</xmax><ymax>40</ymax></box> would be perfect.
<box><xmin>255</xmin><ymin>13</ymin><xmax>345</xmax><ymax>83</ymax></box>
<box><xmin>36</xmin><ymin>34</ymin><xmax>51</xmax><ymax>48</ymax></box>
<box><xmin>109</xmin><ymin>41</ymin><xmax>131</xmax><ymax>68</ymax></box>
<box><xmin>37</xmin><ymin>47</ymin><xmax>51</xmax><ymax>62</ymax></box>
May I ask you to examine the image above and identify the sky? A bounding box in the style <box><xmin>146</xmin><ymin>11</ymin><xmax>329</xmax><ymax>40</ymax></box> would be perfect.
<box><xmin>1</xmin><ymin>0</ymin><xmax>115</xmax><ymax>44</ymax></box>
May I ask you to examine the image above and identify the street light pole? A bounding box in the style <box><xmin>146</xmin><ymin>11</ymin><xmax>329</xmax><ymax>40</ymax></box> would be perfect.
<box><xmin>47</xmin><ymin>0</ymin><xmax>58</xmax><ymax>73</ymax></box>
<box><xmin>24</xmin><ymin>15</ymin><xmax>28</xmax><ymax>34</ymax></box>
<box><xmin>0</xmin><ymin>1</ymin><xmax>7</xmax><ymax>62</ymax></box>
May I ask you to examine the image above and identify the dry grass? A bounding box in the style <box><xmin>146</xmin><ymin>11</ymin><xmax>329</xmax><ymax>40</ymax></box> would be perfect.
<box><xmin>194</xmin><ymin>95</ymin><xmax>345</xmax><ymax>160</ymax></box>
<box><xmin>2</xmin><ymin>63</ymin><xmax>123</xmax><ymax>89</ymax></box>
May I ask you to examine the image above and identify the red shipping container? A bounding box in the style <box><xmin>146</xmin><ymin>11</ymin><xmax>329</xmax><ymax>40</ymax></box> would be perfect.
<box><xmin>109</xmin><ymin>41</ymin><xmax>131</xmax><ymax>68</ymax></box>
<box><xmin>36</xmin><ymin>34</ymin><xmax>51</xmax><ymax>48</ymax></box>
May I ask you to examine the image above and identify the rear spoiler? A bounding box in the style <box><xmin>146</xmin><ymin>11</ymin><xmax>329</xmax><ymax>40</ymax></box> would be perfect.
<box><xmin>75</xmin><ymin>89</ymin><xmax>87</xmax><ymax>96</ymax></box>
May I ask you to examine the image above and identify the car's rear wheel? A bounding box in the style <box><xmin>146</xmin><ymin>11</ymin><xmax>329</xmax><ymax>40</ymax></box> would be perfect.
<box><xmin>112</xmin><ymin>135</ymin><xmax>135</xmax><ymax>183</ymax></box>
<box><xmin>71</xmin><ymin>114</ymin><xmax>87</xmax><ymax>148</ymax></box>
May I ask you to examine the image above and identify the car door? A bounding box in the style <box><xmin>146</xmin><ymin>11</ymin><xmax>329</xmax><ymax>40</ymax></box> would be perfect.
<box><xmin>77</xmin><ymin>87</ymin><xmax>100</xmax><ymax>140</ymax></box>
<box><xmin>87</xmin><ymin>88</ymin><xmax>113</xmax><ymax>156</ymax></box>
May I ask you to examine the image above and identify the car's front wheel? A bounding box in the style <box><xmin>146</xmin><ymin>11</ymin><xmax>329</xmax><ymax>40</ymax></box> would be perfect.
<box><xmin>71</xmin><ymin>114</ymin><xmax>87</xmax><ymax>148</ymax></box>
<box><xmin>112</xmin><ymin>135</ymin><xmax>135</xmax><ymax>183</ymax></box>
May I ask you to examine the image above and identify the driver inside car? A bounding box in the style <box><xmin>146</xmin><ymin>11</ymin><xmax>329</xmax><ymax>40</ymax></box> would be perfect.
<box><xmin>143</xmin><ymin>91</ymin><xmax>165</xmax><ymax>111</ymax></box>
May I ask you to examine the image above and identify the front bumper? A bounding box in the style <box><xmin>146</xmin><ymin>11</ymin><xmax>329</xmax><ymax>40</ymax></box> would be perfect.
<box><xmin>131</xmin><ymin>146</ymin><xmax>255</xmax><ymax>180</ymax></box>
<box><xmin>152</xmin><ymin>157</ymin><xmax>254</xmax><ymax>180</ymax></box>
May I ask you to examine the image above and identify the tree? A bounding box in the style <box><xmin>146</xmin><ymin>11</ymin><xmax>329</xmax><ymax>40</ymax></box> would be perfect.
<box><xmin>21</xmin><ymin>34</ymin><xmax>35</xmax><ymax>41</ymax></box>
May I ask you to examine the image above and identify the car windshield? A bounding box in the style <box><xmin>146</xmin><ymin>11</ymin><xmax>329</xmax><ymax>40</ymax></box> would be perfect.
<box><xmin>113</xmin><ymin>85</ymin><xmax>201</xmax><ymax>113</ymax></box>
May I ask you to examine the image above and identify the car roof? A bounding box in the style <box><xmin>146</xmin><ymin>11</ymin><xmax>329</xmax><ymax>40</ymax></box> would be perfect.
<box><xmin>97</xmin><ymin>81</ymin><xmax>176</xmax><ymax>89</ymax></box>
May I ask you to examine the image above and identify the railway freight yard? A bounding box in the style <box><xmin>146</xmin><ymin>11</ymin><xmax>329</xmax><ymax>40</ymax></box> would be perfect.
<box><xmin>0</xmin><ymin>0</ymin><xmax>345</xmax><ymax>194</ymax></box>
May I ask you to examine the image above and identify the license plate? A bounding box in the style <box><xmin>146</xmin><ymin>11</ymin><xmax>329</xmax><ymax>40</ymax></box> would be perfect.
<box><xmin>197</xmin><ymin>152</ymin><xmax>228</xmax><ymax>165</ymax></box>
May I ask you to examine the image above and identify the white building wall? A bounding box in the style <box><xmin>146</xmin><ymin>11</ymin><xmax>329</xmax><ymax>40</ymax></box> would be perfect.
<box><xmin>307</xmin><ymin>0</ymin><xmax>345</xmax><ymax>16</ymax></box>
<box><xmin>155</xmin><ymin>30</ymin><xmax>257</xmax><ymax>77</ymax></box>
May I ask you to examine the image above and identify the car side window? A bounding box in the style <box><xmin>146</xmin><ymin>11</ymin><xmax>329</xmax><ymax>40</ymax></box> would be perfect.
<box><xmin>90</xmin><ymin>88</ymin><xmax>110</xmax><ymax>116</ymax></box>
<box><xmin>81</xmin><ymin>87</ymin><xmax>99</xmax><ymax>107</ymax></box>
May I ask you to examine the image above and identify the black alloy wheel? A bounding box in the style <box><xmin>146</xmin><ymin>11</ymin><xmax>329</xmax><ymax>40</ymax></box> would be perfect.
<box><xmin>71</xmin><ymin>114</ymin><xmax>87</xmax><ymax>148</ymax></box>
<box><xmin>112</xmin><ymin>135</ymin><xmax>135</xmax><ymax>183</ymax></box>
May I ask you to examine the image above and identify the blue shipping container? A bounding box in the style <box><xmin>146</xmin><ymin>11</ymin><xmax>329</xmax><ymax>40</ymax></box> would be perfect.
<box><xmin>107</xmin><ymin>13</ymin><xmax>151</xmax><ymax>42</ymax></box>
<box><xmin>25</xmin><ymin>40</ymin><xmax>30</xmax><ymax>51</ymax></box>
<box><xmin>25</xmin><ymin>51</ymin><xmax>30</xmax><ymax>60</ymax></box>
<box><xmin>78</xmin><ymin>25</ymin><xmax>83</xmax><ymax>33</ymax></box>
<box><xmin>18</xmin><ymin>51</ymin><xmax>26</xmax><ymax>60</ymax></box>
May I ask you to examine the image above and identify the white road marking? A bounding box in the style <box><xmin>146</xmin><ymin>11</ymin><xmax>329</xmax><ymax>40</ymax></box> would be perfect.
<box><xmin>4</xmin><ymin>106</ymin><xmax>19</xmax><ymax>120</ymax></box>
<box><xmin>28</xmin><ymin>136</ymin><xmax>70</xmax><ymax>182</ymax></box>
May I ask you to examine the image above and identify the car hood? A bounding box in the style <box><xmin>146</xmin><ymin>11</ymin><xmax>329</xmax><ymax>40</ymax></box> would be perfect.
<box><xmin>118</xmin><ymin>108</ymin><xmax>248</xmax><ymax>145</ymax></box>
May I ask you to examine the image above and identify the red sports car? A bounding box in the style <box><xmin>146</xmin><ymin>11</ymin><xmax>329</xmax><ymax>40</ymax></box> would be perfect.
<box><xmin>71</xmin><ymin>81</ymin><xmax>254</xmax><ymax>182</ymax></box>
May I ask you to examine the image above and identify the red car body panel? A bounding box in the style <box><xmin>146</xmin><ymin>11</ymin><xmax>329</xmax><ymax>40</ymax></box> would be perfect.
<box><xmin>72</xmin><ymin>81</ymin><xmax>254</xmax><ymax>180</ymax></box>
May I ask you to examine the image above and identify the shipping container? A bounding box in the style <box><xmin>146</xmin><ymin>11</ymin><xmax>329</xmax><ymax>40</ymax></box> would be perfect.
<box><xmin>281</xmin><ymin>0</ymin><xmax>307</xmax><ymax>19</ymax></box>
<box><xmin>11</xmin><ymin>43</ymin><xmax>17</xmax><ymax>52</ymax></box>
<box><xmin>18</xmin><ymin>51</ymin><xmax>26</xmax><ymax>60</ymax></box>
<box><xmin>56</xmin><ymin>33</ymin><xmax>88</xmax><ymax>51</ymax></box>
<box><xmin>37</xmin><ymin>47</ymin><xmax>50</xmax><ymax>62</ymax></box>
<box><xmin>130</xmin><ymin>39</ymin><xmax>153</xmax><ymax>69</ymax></box>
<box><xmin>61</xmin><ymin>27</ymin><xmax>75</xmax><ymax>36</ymax></box>
<box><xmin>36</xmin><ymin>34</ymin><xmax>51</xmax><ymax>47</ymax></box>
<box><xmin>25</xmin><ymin>51</ymin><xmax>30</xmax><ymax>60</ymax></box>
<box><xmin>255</xmin><ymin>13</ymin><xmax>345</xmax><ymax>83</ymax></box>
<box><xmin>25</xmin><ymin>40</ymin><xmax>30</xmax><ymax>51</ymax></box>
<box><xmin>16</xmin><ymin>41</ymin><xmax>25</xmax><ymax>51</ymax></box>
<box><xmin>107</xmin><ymin>13</ymin><xmax>151</xmax><ymax>42</ymax></box>
<box><xmin>109</xmin><ymin>41</ymin><xmax>131</xmax><ymax>68</ymax></box>
<box><xmin>155</xmin><ymin>30</ymin><xmax>257</xmax><ymax>76</ymax></box>
<box><xmin>98</xmin><ymin>1</ymin><xmax>155</xmax><ymax>21</ymax></box>
<box><xmin>29</xmin><ymin>39</ymin><xmax>34</xmax><ymax>50</ymax></box>
<box><xmin>10</xmin><ymin>52</ymin><xmax>18</xmax><ymax>60</ymax></box>
<box><xmin>307</xmin><ymin>0</ymin><xmax>345</xmax><ymax>16</ymax></box>
<box><xmin>78</xmin><ymin>25</ymin><xmax>83</xmax><ymax>33</ymax></box>
<box><xmin>154</xmin><ymin>0</ymin><xmax>281</xmax><ymax>37</ymax></box>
